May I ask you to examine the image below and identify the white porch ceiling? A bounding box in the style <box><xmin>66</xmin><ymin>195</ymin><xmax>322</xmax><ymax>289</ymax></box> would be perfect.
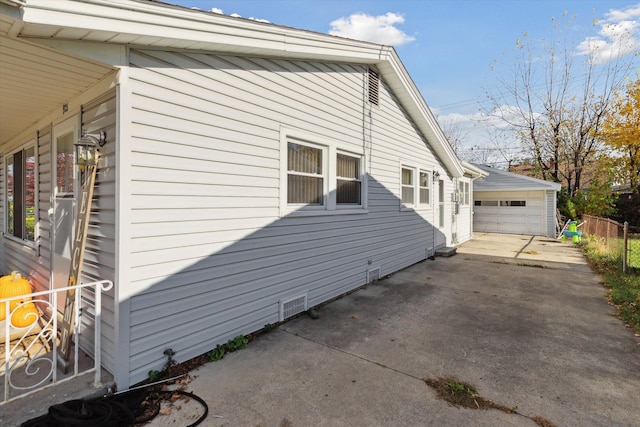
<box><xmin>0</xmin><ymin>33</ymin><xmax>115</xmax><ymax>143</ymax></box>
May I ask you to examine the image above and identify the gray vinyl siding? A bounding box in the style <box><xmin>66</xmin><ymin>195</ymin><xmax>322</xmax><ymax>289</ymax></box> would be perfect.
<box><xmin>77</xmin><ymin>90</ymin><xmax>118</xmax><ymax>374</ymax></box>
<box><xmin>546</xmin><ymin>190</ymin><xmax>557</xmax><ymax>237</ymax></box>
<box><xmin>125</xmin><ymin>49</ymin><xmax>443</xmax><ymax>383</ymax></box>
<box><xmin>31</xmin><ymin>125</ymin><xmax>52</xmax><ymax>291</ymax></box>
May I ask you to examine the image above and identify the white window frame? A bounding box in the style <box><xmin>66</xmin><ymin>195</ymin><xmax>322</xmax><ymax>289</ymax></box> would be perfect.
<box><xmin>419</xmin><ymin>169</ymin><xmax>431</xmax><ymax>207</ymax></box>
<box><xmin>285</xmin><ymin>138</ymin><xmax>328</xmax><ymax>210</ymax></box>
<box><xmin>336</xmin><ymin>151</ymin><xmax>363</xmax><ymax>208</ymax></box>
<box><xmin>459</xmin><ymin>181</ymin><xmax>470</xmax><ymax>206</ymax></box>
<box><xmin>401</xmin><ymin>164</ymin><xmax>435</xmax><ymax>211</ymax></box>
<box><xmin>280</xmin><ymin>128</ymin><xmax>367</xmax><ymax>217</ymax></box>
<box><xmin>4</xmin><ymin>139</ymin><xmax>38</xmax><ymax>245</ymax></box>
<box><xmin>400</xmin><ymin>165</ymin><xmax>415</xmax><ymax>209</ymax></box>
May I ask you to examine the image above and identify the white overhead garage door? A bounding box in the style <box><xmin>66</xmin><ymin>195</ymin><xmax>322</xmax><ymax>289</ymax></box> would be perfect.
<box><xmin>473</xmin><ymin>191</ymin><xmax>545</xmax><ymax>235</ymax></box>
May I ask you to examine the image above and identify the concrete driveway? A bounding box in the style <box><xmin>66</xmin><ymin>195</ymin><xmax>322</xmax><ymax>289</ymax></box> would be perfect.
<box><xmin>146</xmin><ymin>234</ymin><xmax>640</xmax><ymax>426</ymax></box>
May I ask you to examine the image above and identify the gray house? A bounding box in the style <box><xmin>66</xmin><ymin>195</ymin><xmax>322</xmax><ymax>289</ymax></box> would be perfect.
<box><xmin>0</xmin><ymin>0</ymin><xmax>481</xmax><ymax>389</ymax></box>
<box><xmin>472</xmin><ymin>164</ymin><xmax>561</xmax><ymax>237</ymax></box>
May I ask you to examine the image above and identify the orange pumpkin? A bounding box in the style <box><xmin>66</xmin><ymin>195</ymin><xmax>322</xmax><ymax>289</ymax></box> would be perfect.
<box><xmin>0</xmin><ymin>272</ymin><xmax>35</xmax><ymax>322</ymax></box>
<box><xmin>10</xmin><ymin>301</ymin><xmax>39</xmax><ymax>328</ymax></box>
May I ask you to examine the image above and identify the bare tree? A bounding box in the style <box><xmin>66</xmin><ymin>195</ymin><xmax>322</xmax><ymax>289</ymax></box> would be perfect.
<box><xmin>438</xmin><ymin>116</ymin><xmax>469</xmax><ymax>154</ymax></box>
<box><xmin>484</xmin><ymin>14</ymin><xmax>636</xmax><ymax>194</ymax></box>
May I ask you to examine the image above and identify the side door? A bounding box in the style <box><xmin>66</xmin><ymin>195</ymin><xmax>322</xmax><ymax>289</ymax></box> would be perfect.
<box><xmin>50</xmin><ymin>116</ymin><xmax>78</xmax><ymax>310</ymax></box>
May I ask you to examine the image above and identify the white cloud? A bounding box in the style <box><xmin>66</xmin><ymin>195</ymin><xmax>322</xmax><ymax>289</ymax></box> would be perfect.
<box><xmin>329</xmin><ymin>12</ymin><xmax>415</xmax><ymax>46</ymax></box>
<box><xmin>207</xmin><ymin>8</ymin><xmax>268</xmax><ymax>22</ymax></box>
<box><xmin>575</xmin><ymin>4</ymin><xmax>640</xmax><ymax>63</ymax></box>
<box><xmin>603</xmin><ymin>4</ymin><xmax>640</xmax><ymax>22</ymax></box>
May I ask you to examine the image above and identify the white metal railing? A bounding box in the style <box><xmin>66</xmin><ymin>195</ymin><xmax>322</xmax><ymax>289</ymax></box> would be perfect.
<box><xmin>1</xmin><ymin>280</ymin><xmax>113</xmax><ymax>405</ymax></box>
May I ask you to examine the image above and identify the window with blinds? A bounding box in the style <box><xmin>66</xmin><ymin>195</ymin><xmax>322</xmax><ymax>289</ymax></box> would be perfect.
<box><xmin>285</xmin><ymin>138</ymin><xmax>364</xmax><ymax>211</ymax></box>
<box><xmin>337</xmin><ymin>153</ymin><xmax>361</xmax><ymax>205</ymax></box>
<box><xmin>287</xmin><ymin>142</ymin><xmax>324</xmax><ymax>205</ymax></box>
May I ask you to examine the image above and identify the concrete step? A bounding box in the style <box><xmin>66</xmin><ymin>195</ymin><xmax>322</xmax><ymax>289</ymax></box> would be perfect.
<box><xmin>435</xmin><ymin>246</ymin><xmax>457</xmax><ymax>257</ymax></box>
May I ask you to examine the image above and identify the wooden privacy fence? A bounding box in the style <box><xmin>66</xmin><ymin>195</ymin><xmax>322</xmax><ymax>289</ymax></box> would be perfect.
<box><xmin>582</xmin><ymin>214</ymin><xmax>640</xmax><ymax>273</ymax></box>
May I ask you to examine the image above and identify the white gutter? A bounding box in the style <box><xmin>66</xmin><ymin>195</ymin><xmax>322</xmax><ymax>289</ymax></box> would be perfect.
<box><xmin>13</xmin><ymin>0</ymin><xmax>466</xmax><ymax>177</ymax></box>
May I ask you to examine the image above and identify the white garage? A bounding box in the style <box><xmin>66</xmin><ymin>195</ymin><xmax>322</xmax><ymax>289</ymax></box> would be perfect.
<box><xmin>472</xmin><ymin>164</ymin><xmax>561</xmax><ymax>237</ymax></box>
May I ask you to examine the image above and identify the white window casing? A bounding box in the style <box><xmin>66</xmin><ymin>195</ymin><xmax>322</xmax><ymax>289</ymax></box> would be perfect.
<box><xmin>419</xmin><ymin>170</ymin><xmax>431</xmax><ymax>206</ymax></box>
<box><xmin>401</xmin><ymin>166</ymin><xmax>415</xmax><ymax>207</ymax></box>
<box><xmin>279</xmin><ymin>127</ymin><xmax>366</xmax><ymax>217</ymax></box>
<box><xmin>4</xmin><ymin>139</ymin><xmax>37</xmax><ymax>244</ymax></box>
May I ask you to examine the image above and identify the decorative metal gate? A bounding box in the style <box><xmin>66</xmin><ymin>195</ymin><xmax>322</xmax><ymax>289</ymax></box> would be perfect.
<box><xmin>1</xmin><ymin>280</ymin><xmax>112</xmax><ymax>405</ymax></box>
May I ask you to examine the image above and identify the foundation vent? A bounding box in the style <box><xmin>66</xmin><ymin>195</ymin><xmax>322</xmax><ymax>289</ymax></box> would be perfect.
<box><xmin>280</xmin><ymin>294</ymin><xmax>307</xmax><ymax>321</ymax></box>
<box><xmin>367</xmin><ymin>267</ymin><xmax>381</xmax><ymax>283</ymax></box>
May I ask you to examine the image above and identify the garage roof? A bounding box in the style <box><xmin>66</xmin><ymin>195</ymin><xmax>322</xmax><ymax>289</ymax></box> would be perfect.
<box><xmin>473</xmin><ymin>164</ymin><xmax>562</xmax><ymax>192</ymax></box>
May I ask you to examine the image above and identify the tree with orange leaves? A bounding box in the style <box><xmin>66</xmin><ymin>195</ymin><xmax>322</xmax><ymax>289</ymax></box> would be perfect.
<box><xmin>601</xmin><ymin>79</ymin><xmax>640</xmax><ymax>194</ymax></box>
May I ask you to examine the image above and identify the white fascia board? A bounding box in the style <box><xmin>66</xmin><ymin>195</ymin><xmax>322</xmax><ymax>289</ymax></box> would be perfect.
<box><xmin>473</xmin><ymin>164</ymin><xmax>562</xmax><ymax>191</ymax></box>
<box><xmin>474</xmin><ymin>186</ymin><xmax>561</xmax><ymax>193</ymax></box>
<box><xmin>461</xmin><ymin>161</ymin><xmax>489</xmax><ymax>179</ymax></box>
<box><xmin>16</xmin><ymin>0</ymin><xmax>465</xmax><ymax>178</ymax></box>
<box><xmin>19</xmin><ymin>0</ymin><xmax>382</xmax><ymax>62</ymax></box>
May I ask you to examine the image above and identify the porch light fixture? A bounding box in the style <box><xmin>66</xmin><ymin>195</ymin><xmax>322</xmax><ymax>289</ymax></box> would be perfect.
<box><xmin>433</xmin><ymin>170</ymin><xmax>440</xmax><ymax>179</ymax></box>
<box><xmin>75</xmin><ymin>129</ymin><xmax>106</xmax><ymax>168</ymax></box>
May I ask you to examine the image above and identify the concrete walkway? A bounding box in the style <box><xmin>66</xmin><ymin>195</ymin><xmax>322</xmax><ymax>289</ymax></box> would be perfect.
<box><xmin>9</xmin><ymin>233</ymin><xmax>640</xmax><ymax>426</ymax></box>
<box><xmin>146</xmin><ymin>233</ymin><xmax>640</xmax><ymax>426</ymax></box>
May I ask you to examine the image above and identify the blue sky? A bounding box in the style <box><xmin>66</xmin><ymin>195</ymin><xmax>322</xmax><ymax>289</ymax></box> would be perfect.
<box><xmin>169</xmin><ymin>0</ymin><xmax>640</xmax><ymax>163</ymax></box>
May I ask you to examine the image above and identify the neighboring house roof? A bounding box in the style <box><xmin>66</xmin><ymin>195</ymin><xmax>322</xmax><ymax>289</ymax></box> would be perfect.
<box><xmin>472</xmin><ymin>163</ymin><xmax>562</xmax><ymax>192</ymax></box>
<box><xmin>0</xmin><ymin>0</ymin><xmax>464</xmax><ymax>177</ymax></box>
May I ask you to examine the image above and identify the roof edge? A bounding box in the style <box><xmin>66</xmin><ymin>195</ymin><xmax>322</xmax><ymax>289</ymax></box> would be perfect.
<box><xmin>472</xmin><ymin>163</ymin><xmax>562</xmax><ymax>191</ymax></box>
<box><xmin>13</xmin><ymin>0</ymin><xmax>466</xmax><ymax>177</ymax></box>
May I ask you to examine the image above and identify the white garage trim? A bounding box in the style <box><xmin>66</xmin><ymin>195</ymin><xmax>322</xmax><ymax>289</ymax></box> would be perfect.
<box><xmin>472</xmin><ymin>164</ymin><xmax>561</xmax><ymax>237</ymax></box>
<box><xmin>474</xmin><ymin>190</ymin><xmax>546</xmax><ymax>235</ymax></box>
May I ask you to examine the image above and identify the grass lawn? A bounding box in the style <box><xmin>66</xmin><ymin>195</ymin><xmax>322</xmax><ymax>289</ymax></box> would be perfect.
<box><xmin>628</xmin><ymin>236</ymin><xmax>640</xmax><ymax>269</ymax></box>
<box><xmin>583</xmin><ymin>236</ymin><xmax>640</xmax><ymax>334</ymax></box>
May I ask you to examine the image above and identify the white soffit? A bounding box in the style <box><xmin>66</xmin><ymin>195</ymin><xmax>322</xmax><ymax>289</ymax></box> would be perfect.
<box><xmin>0</xmin><ymin>34</ymin><xmax>115</xmax><ymax>142</ymax></box>
<box><xmin>2</xmin><ymin>0</ymin><xmax>464</xmax><ymax>177</ymax></box>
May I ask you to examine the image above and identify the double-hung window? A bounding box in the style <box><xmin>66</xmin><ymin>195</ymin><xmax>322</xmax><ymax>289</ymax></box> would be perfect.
<box><xmin>402</xmin><ymin>166</ymin><xmax>433</xmax><ymax>209</ymax></box>
<box><xmin>459</xmin><ymin>181</ymin><xmax>469</xmax><ymax>206</ymax></box>
<box><xmin>419</xmin><ymin>171</ymin><xmax>431</xmax><ymax>205</ymax></box>
<box><xmin>401</xmin><ymin>167</ymin><xmax>415</xmax><ymax>205</ymax></box>
<box><xmin>287</xmin><ymin>141</ymin><xmax>325</xmax><ymax>206</ymax></box>
<box><xmin>282</xmin><ymin>130</ymin><xmax>365</xmax><ymax>215</ymax></box>
<box><xmin>336</xmin><ymin>153</ymin><xmax>361</xmax><ymax>205</ymax></box>
<box><xmin>5</xmin><ymin>143</ymin><xmax>36</xmax><ymax>242</ymax></box>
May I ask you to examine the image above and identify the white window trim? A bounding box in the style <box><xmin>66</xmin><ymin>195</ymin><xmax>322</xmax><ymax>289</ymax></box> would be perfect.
<box><xmin>400</xmin><ymin>164</ymin><xmax>435</xmax><ymax>211</ymax></box>
<box><xmin>336</xmin><ymin>151</ymin><xmax>364</xmax><ymax>209</ymax></box>
<box><xmin>4</xmin><ymin>138</ymin><xmax>38</xmax><ymax>247</ymax></box>
<box><xmin>400</xmin><ymin>165</ymin><xmax>416</xmax><ymax>210</ymax></box>
<box><xmin>279</xmin><ymin>127</ymin><xmax>367</xmax><ymax>217</ymax></box>
<box><xmin>418</xmin><ymin>169</ymin><xmax>432</xmax><ymax>207</ymax></box>
<box><xmin>459</xmin><ymin>180</ymin><xmax>470</xmax><ymax>206</ymax></box>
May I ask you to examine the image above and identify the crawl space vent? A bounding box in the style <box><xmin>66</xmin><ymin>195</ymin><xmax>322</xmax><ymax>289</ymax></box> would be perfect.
<box><xmin>367</xmin><ymin>267</ymin><xmax>381</xmax><ymax>283</ymax></box>
<box><xmin>280</xmin><ymin>294</ymin><xmax>307</xmax><ymax>321</ymax></box>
